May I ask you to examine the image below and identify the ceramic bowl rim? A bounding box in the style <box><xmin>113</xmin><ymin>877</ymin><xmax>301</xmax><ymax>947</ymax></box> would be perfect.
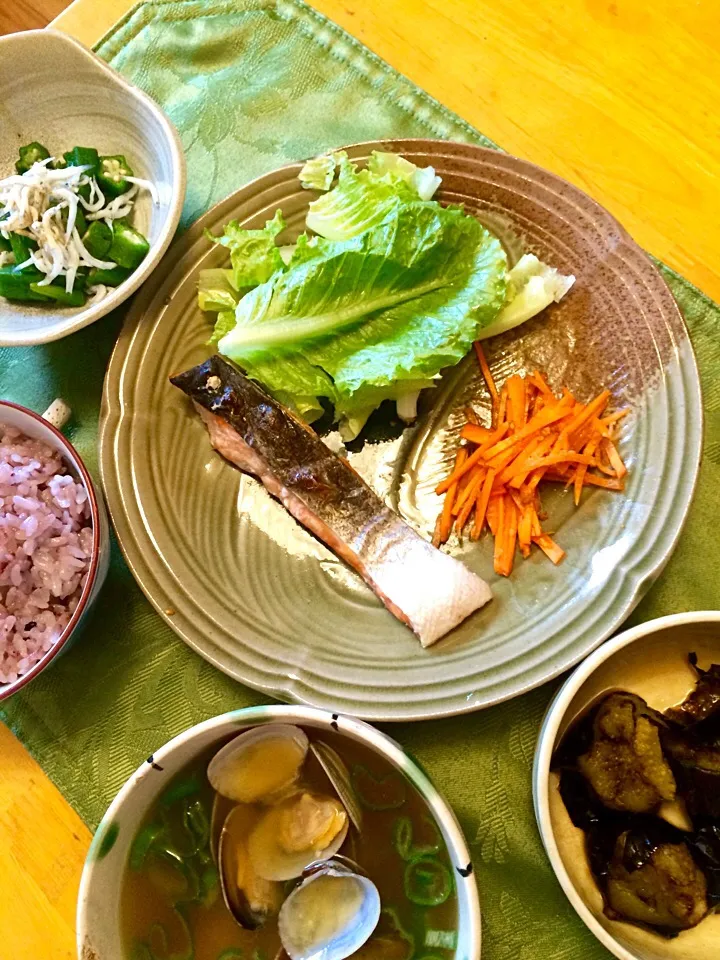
<box><xmin>76</xmin><ymin>704</ymin><xmax>482</xmax><ymax>960</ymax></box>
<box><xmin>532</xmin><ymin>610</ymin><xmax>720</xmax><ymax>960</ymax></box>
<box><xmin>0</xmin><ymin>28</ymin><xmax>186</xmax><ymax>346</ymax></box>
<box><xmin>0</xmin><ymin>400</ymin><xmax>103</xmax><ymax>701</ymax></box>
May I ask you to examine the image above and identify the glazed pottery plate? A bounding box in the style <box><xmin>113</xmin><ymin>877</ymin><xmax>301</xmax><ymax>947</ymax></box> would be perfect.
<box><xmin>99</xmin><ymin>140</ymin><xmax>702</xmax><ymax>720</ymax></box>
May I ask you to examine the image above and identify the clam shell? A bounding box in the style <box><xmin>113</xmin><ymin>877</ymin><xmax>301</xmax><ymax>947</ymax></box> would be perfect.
<box><xmin>279</xmin><ymin>863</ymin><xmax>380</xmax><ymax>960</ymax></box>
<box><xmin>208</xmin><ymin>724</ymin><xmax>309</xmax><ymax>804</ymax></box>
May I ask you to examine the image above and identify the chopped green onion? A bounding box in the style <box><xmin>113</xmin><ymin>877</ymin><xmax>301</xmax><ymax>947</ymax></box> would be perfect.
<box><xmin>379</xmin><ymin>907</ymin><xmax>415</xmax><ymax>960</ymax></box>
<box><xmin>130</xmin><ymin>822</ymin><xmax>165</xmax><ymax>871</ymax></box>
<box><xmin>160</xmin><ymin>775</ymin><xmax>201</xmax><ymax>807</ymax></box>
<box><xmin>146</xmin><ymin>908</ymin><xmax>193</xmax><ymax>960</ymax></box>
<box><xmin>424</xmin><ymin>931</ymin><xmax>458</xmax><ymax>950</ymax></box>
<box><xmin>404</xmin><ymin>857</ymin><xmax>453</xmax><ymax>907</ymax></box>
<box><xmin>393</xmin><ymin>816</ymin><xmax>413</xmax><ymax>860</ymax></box>
<box><xmin>185</xmin><ymin>797</ymin><xmax>210</xmax><ymax>845</ymax></box>
<box><xmin>352</xmin><ymin>764</ymin><xmax>407</xmax><ymax>811</ymax></box>
<box><xmin>392</xmin><ymin>814</ymin><xmax>442</xmax><ymax>861</ymax></box>
<box><xmin>217</xmin><ymin>951</ymin><xmax>244</xmax><ymax>960</ymax></box>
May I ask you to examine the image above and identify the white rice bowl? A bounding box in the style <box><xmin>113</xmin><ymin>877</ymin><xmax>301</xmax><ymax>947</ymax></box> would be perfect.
<box><xmin>0</xmin><ymin>422</ymin><xmax>92</xmax><ymax>683</ymax></box>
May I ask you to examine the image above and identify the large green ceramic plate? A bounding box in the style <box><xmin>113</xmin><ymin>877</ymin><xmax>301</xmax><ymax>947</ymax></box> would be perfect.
<box><xmin>99</xmin><ymin>140</ymin><xmax>702</xmax><ymax>720</ymax></box>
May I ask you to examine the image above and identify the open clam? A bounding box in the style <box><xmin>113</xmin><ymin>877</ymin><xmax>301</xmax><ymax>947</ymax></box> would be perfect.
<box><xmin>249</xmin><ymin>791</ymin><xmax>349</xmax><ymax>881</ymax></box>
<box><xmin>208</xmin><ymin>724</ymin><xmax>309</xmax><ymax>804</ymax></box>
<box><xmin>217</xmin><ymin>804</ymin><xmax>283</xmax><ymax>929</ymax></box>
<box><xmin>279</xmin><ymin>859</ymin><xmax>381</xmax><ymax>960</ymax></box>
<box><xmin>310</xmin><ymin>741</ymin><xmax>363</xmax><ymax>833</ymax></box>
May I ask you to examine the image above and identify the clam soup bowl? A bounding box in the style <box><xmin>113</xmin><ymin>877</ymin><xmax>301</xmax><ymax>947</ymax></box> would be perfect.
<box><xmin>77</xmin><ymin>705</ymin><xmax>482</xmax><ymax>960</ymax></box>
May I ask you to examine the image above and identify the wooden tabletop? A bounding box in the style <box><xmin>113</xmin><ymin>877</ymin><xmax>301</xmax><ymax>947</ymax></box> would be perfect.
<box><xmin>1</xmin><ymin>1</ymin><xmax>718</xmax><ymax>956</ymax></box>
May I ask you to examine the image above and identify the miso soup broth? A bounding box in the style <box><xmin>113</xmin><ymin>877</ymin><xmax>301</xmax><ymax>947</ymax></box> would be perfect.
<box><xmin>121</xmin><ymin>727</ymin><xmax>459</xmax><ymax>960</ymax></box>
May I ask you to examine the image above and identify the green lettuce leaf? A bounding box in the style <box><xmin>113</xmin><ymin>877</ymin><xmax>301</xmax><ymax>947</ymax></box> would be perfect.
<box><xmin>219</xmin><ymin>201</ymin><xmax>508</xmax><ymax>428</ymax></box>
<box><xmin>208</xmin><ymin>309</ymin><xmax>238</xmax><ymax>346</ymax></box>
<box><xmin>298</xmin><ymin>150</ymin><xmax>347</xmax><ymax>191</ymax></box>
<box><xmin>205</xmin><ymin>209</ymin><xmax>286</xmax><ymax>288</ymax></box>
<box><xmin>197</xmin><ymin>268</ymin><xmax>239</xmax><ymax>314</ymax></box>
<box><xmin>367</xmin><ymin>152</ymin><xmax>441</xmax><ymax>201</ymax></box>
<box><xmin>477</xmin><ymin>253</ymin><xmax>575</xmax><ymax>340</ymax></box>
<box><xmin>305</xmin><ymin>155</ymin><xmax>420</xmax><ymax>241</ymax></box>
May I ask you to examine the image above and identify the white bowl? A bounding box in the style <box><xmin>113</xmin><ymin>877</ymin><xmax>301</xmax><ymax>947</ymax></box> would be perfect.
<box><xmin>533</xmin><ymin>611</ymin><xmax>720</xmax><ymax>960</ymax></box>
<box><xmin>0</xmin><ymin>29</ymin><xmax>186</xmax><ymax>345</ymax></box>
<box><xmin>77</xmin><ymin>705</ymin><xmax>482</xmax><ymax>960</ymax></box>
<box><xmin>0</xmin><ymin>400</ymin><xmax>110</xmax><ymax>700</ymax></box>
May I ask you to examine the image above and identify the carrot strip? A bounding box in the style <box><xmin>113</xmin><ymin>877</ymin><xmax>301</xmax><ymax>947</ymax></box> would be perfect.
<box><xmin>471</xmin><ymin>468</ymin><xmax>496</xmax><ymax>540</ymax></box>
<box><xmin>504</xmin><ymin>451</ymin><xmax>596</xmax><ymax>484</ymax></box>
<box><xmin>455</xmin><ymin>470</ymin><xmax>485</xmax><ymax>532</ymax></box>
<box><xmin>432</xmin><ymin>514</ymin><xmax>443</xmax><ymax>548</ymax></box>
<box><xmin>533</xmin><ymin>533</ymin><xmax>566</xmax><ymax>565</ymax></box>
<box><xmin>602</xmin><ymin>438</ymin><xmax>628</xmax><ymax>479</ymax></box>
<box><xmin>529</xmin><ymin>370</ymin><xmax>554</xmax><ymax>396</ymax></box>
<box><xmin>464</xmin><ymin>405</ymin><xmax>480</xmax><ymax>425</ymax></box>
<box><xmin>454</xmin><ymin>466</ymin><xmax>485</xmax><ymax>520</ymax></box>
<box><xmin>496</xmin><ymin>384</ymin><xmax>508</xmax><ymax>427</ymax></box>
<box><xmin>436</xmin><ymin>424</ymin><xmax>508</xmax><ymax>494</ymax></box>
<box><xmin>437</xmin><ymin>448</ymin><xmax>466</xmax><ymax>543</ymax></box>
<box><xmin>492</xmin><ymin>494</ymin><xmax>507</xmax><ymax>574</ymax></box>
<box><xmin>482</xmin><ymin>397</ymin><xmax>574</xmax><ymax>462</ymax></box>
<box><xmin>566</xmin><ymin>390</ymin><xmax>611</xmax><ymax>442</ymax></box>
<box><xmin>530</xmin><ymin>506</ymin><xmax>542</xmax><ymax>538</ymax></box>
<box><xmin>486</xmin><ymin>494</ymin><xmax>501</xmax><ymax>536</ymax></box>
<box><xmin>573</xmin><ymin>437</ymin><xmax>600</xmax><ymax>506</ymax></box>
<box><xmin>600</xmin><ymin>408</ymin><xmax>630</xmax><ymax>427</ymax></box>
<box><xmin>460</xmin><ymin>423</ymin><xmax>492</xmax><ymax>444</ymax></box>
<box><xmin>543</xmin><ymin>471</ymin><xmax>625</xmax><ymax>491</ymax></box>
<box><xmin>505</xmin><ymin>434</ymin><xmax>556</xmax><ymax>487</ymax></box>
<box><xmin>518</xmin><ymin>504</ymin><xmax>533</xmax><ymax>558</ymax></box>
<box><xmin>506</xmin><ymin>375</ymin><xmax>527</xmax><ymax>429</ymax></box>
<box><xmin>474</xmin><ymin>342</ymin><xmax>498</xmax><ymax>404</ymax></box>
<box><xmin>495</xmin><ymin>495</ymin><xmax>518</xmax><ymax>577</ymax></box>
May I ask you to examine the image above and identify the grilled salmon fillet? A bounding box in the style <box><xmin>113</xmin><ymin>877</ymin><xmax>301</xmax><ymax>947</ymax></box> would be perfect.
<box><xmin>170</xmin><ymin>356</ymin><xmax>492</xmax><ymax>646</ymax></box>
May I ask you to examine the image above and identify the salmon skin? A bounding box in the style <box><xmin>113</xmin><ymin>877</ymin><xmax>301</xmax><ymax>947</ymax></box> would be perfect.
<box><xmin>170</xmin><ymin>356</ymin><xmax>492</xmax><ymax>647</ymax></box>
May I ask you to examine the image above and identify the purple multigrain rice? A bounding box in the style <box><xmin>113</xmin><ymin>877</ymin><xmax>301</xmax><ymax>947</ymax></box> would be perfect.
<box><xmin>0</xmin><ymin>423</ymin><xmax>92</xmax><ymax>684</ymax></box>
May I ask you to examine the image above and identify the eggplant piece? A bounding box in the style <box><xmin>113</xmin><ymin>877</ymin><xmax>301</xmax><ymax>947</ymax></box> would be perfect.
<box><xmin>605</xmin><ymin>823</ymin><xmax>708</xmax><ymax>932</ymax></box>
<box><xmin>691</xmin><ymin>820</ymin><xmax>720</xmax><ymax>907</ymax></box>
<box><xmin>666</xmin><ymin>654</ymin><xmax>720</xmax><ymax>728</ymax></box>
<box><xmin>572</xmin><ymin>693</ymin><xmax>676</xmax><ymax>813</ymax></box>
<box><xmin>661</xmin><ymin>724</ymin><xmax>720</xmax><ymax>819</ymax></box>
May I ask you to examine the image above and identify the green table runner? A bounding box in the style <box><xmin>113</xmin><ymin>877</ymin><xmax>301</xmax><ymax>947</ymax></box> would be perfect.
<box><xmin>2</xmin><ymin>2</ymin><xmax>719</xmax><ymax>956</ymax></box>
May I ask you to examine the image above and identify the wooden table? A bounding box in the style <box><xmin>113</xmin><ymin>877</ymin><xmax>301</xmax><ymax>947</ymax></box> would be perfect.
<box><xmin>1</xmin><ymin>1</ymin><xmax>717</xmax><ymax>956</ymax></box>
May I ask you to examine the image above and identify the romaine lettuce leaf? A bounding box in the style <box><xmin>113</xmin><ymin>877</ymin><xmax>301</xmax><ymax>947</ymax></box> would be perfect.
<box><xmin>478</xmin><ymin>253</ymin><xmax>575</xmax><ymax>340</ymax></box>
<box><xmin>219</xmin><ymin>201</ymin><xmax>508</xmax><ymax>428</ymax></box>
<box><xmin>206</xmin><ymin>209</ymin><xmax>286</xmax><ymax>288</ymax></box>
<box><xmin>298</xmin><ymin>150</ymin><xmax>347</xmax><ymax>191</ymax></box>
<box><xmin>197</xmin><ymin>268</ymin><xmax>239</xmax><ymax>313</ymax></box>
<box><xmin>367</xmin><ymin>152</ymin><xmax>442</xmax><ymax>201</ymax></box>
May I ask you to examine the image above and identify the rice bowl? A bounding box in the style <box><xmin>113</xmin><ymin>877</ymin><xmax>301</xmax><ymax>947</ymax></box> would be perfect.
<box><xmin>0</xmin><ymin>401</ymin><xmax>109</xmax><ymax>699</ymax></box>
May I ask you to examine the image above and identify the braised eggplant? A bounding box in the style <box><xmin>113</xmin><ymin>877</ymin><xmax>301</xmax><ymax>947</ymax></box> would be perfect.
<box><xmin>554</xmin><ymin>675</ymin><xmax>720</xmax><ymax>937</ymax></box>
<box><xmin>666</xmin><ymin>654</ymin><xmax>720</xmax><ymax>728</ymax></box>
<box><xmin>604</xmin><ymin>823</ymin><xmax>708</xmax><ymax>932</ymax></box>
<box><xmin>661</xmin><ymin>725</ymin><xmax>720</xmax><ymax>820</ymax></box>
<box><xmin>556</xmin><ymin>692</ymin><xmax>676</xmax><ymax>813</ymax></box>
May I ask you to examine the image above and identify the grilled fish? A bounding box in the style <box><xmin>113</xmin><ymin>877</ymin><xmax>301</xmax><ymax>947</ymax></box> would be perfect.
<box><xmin>170</xmin><ymin>356</ymin><xmax>492</xmax><ymax>646</ymax></box>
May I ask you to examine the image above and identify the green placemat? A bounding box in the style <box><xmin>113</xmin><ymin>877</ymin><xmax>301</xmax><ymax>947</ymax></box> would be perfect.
<box><xmin>1</xmin><ymin>2</ymin><xmax>719</xmax><ymax>957</ymax></box>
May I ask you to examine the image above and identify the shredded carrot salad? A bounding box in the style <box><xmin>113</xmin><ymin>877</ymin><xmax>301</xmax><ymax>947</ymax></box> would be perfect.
<box><xmin>432</xmin><ymin>344</ymin><xmax>629</xmax><ymax>576</ymax></box>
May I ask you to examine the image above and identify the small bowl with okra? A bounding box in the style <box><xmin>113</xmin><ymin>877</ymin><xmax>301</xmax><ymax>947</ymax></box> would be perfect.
<box><xmin>0</xmin><ymin>29</ymin><xmax>185</xmax><ymax>345</ymax></box>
